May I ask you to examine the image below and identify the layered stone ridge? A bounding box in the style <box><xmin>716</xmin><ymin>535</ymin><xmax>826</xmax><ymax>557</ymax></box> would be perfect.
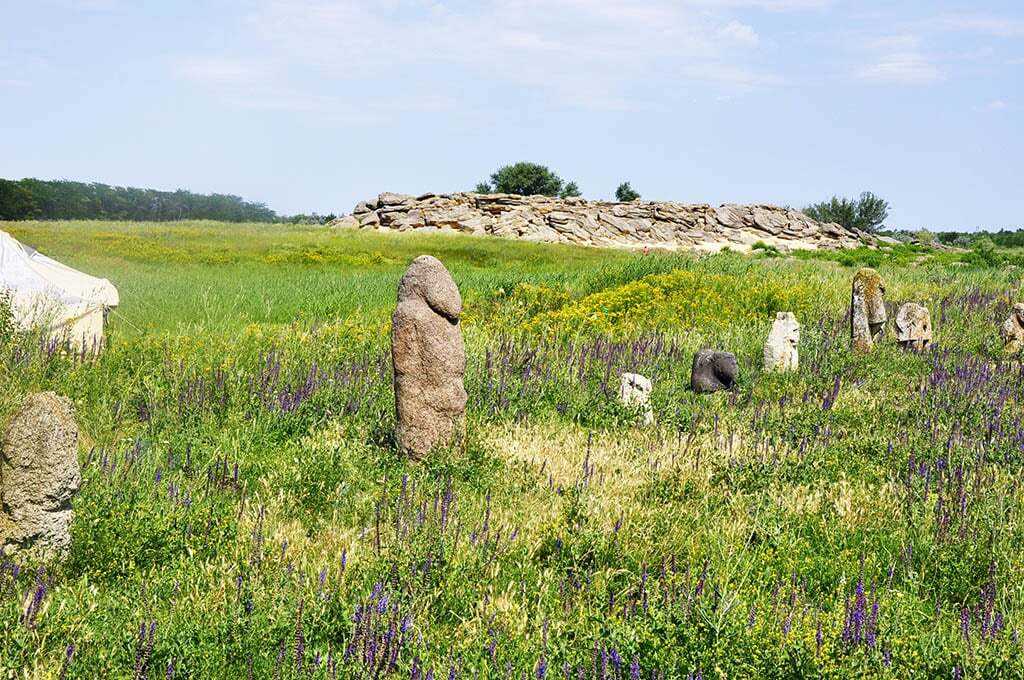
<box><xmin>334</xmin><ymin>192</ymin><xmax>864</xmax><ymax>252</ymax></box>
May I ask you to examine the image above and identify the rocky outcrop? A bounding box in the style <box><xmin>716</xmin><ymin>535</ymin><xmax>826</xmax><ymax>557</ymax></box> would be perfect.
<box><xmin>333</xmin><ymin>193</ymin><xmax>863</xmax><ymax>252</ymax></box>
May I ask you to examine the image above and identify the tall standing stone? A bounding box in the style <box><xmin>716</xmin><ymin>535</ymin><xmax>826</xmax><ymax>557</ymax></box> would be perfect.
<box><xmin>851</xmin><ymin>268</ymin><xmax>887</xmax><ymax>352</ymax></box>
<box><xmin>618</xmin><ymin>373</ymin><xmax>653</xmax><ymax>425</ymax></box>
<box><xmin>763</xmin><ymin>312</ymin><xmax>800</xmax><ymax>372</ymax></box>
<box><xmin>895</xmin><ymin>303</ymin><xmax>933</xmax><ymax>351</ymax></box>
<box><xmin>391</xmin><ymin>256</ymin><xmax>467</xmax><ymax>459</ymax></box>
<box><xmin>0</xmin><ymin>392</ymin><xmax>81</xmax><ymax>557</ymax></box>
<box><xmin>1000</xmin><ymin>303</ymin><xmax>1024</xmax><ymax>354</ymax></box>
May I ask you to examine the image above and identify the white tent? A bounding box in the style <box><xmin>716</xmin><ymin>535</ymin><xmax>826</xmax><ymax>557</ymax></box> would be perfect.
<box><xmin>0</xmin><ymin>230</ymin><xmax>119</xmax><ymax>351</ymax></box>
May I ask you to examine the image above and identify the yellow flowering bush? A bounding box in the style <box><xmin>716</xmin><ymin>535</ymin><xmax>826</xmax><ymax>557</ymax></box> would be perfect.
<box><xmin>526</xmin><ymin>269</ymin><xmax>817</xmax><ymax>337</ymax></box>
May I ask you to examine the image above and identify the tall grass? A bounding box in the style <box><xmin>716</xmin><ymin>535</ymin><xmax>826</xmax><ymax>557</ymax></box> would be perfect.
<box><xmin>0</xmin><ymin>221</ymin><xmax>1022</xmax><ymax>678</ymax></box>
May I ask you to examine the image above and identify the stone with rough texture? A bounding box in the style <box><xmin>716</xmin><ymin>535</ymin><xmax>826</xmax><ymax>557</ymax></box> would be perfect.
<box><xmin>895</xmin><ymin>303</ymin><xmax>933</xmax><ymax>351</ymax></box>
<box><xmin>691</xmin><ymin>350</ymin><xmax>738</xmax><ymax>393</ymax></box>
<box><xmin>1001</xmin><ymin>303</ymin><xmax>1024</xmax><ymax>354</ymax></box>
<box><xmin>329</xmin><ymin>193</ymin><xmax>864</xmax><ymax>252</ymax></box>
<box><xmin>391</xmin><ymin>256</ymin><xmax>467</xmax><ymax>459</ymax></box>
<box><xmin>763</xmin><ymin>312</ymin><xmax>800</xmax><ymax>372</ymax></box>
<box><xmin>330</xmin><ymin>215</ymin><xmax>360</xmax><ymax>230</ymax></box>
<box><xmin>1</xmin><ymin>392</ymin><xmax>81</xmax><ymax>557</ymax></box>
<box><xmin>851</xmin><ymin>268</ymin><xmax>887</xmax><ymax>352</ymax></box>
<box><xmin>618</xmin><ymin>373</ymin><xmax>653</xmax><ymax>425</ymax></box>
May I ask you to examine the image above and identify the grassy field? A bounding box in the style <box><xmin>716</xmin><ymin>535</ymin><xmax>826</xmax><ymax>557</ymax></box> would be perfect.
<box><xmin>1</xmin><ymin>220</ymin><xmax>1023</xmax><ymax>678</ymax></box>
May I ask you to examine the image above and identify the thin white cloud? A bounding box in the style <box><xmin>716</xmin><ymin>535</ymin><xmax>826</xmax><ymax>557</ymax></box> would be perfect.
<box><xmin>172</xmin><ymin>57</ymin><xmax>266</xmax><ymax>86</ymax></box>
<box><xmin>921</xmin><ymin>13</ymin><xmax>1024</xmax><ymax>37</ymax></box>
<box><xmin>721</xmin><ymin>20</ymin><xmax>760</xmax><ymax>46</ymax></box>
<box><xmin>864</xmin><ymin>34</ymin><xmax>923</xmax><ymax>52</ymax></box>
<box><xmin>169</xmin><ymin>0</ymin><xmax>804</xmax><ymax>112</ymax></box>
<box><xmin>988</xmin><ymin>99</ymin><xmax>1008</xmax><ymax>111</ymax></box>
<box><xmin>856</xmin><ymin>52</ymin><xmax>943</xmax><ymax>83</ymax></box>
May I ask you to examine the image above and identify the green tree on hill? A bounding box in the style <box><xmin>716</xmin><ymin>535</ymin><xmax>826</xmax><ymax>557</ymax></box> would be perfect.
<box><xmin>615</xmin><ymin>182</ymin><xmax>640</xmax><ymax>202</ymax></box>
<box><xmin>803</xmin><ymin>191</ymin><xmax>889</xmax><ymax>233</ymax></box>
<box><xmin>476</xmin><ymin>162</ymin><xmax>581</xmax><ymax>198</ymax></box>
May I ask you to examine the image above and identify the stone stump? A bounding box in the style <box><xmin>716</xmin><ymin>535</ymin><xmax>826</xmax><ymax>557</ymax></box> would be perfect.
<box><xmin>895</xmin><ymin>303</ymin><xmax>933</xmax><ymax>351</ymax></box>
<box><xmin>618</xmin><ymin>373</ymin><xmax>653</xmax><ymax>425</ymax></box>
<box><xmin>1000</xmin><ymin>303</ymin><xmax>1024</xmax><ymax>354</ymax></box>
<box><xmin>0</xmin><ymin>392</ymin><xmax>81</xmax><ymax>557</ymax></box>
<box><xmin>391</xmin><ymin>256</ymin><xmax>467</xmax><ymax>459</ymax></box>
<box><xmin>851</xmin><ymin>268</ymin><xmax>887</xmax><ymax>352</ymax></box>
<box><xmin>763</xmin><ymin>312</ymin><xmax>800</xmax><ymax>372</ymax></box>
<box><xmin>691</xmin><ymin>349</ymin><xmax>738</xmax><ymax>393</ymax></box>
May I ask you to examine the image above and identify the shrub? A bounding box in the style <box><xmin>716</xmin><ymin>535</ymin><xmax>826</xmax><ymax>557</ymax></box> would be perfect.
<box><xmin>751</xmin><ymin>241</ymin><xmax>781</xmax><ymax>256</ymax></box>
<box><xmin>804</xmin><ymin>192</ymin><xmax>889</xmax><ymax>233</ymax></box>
<box><xmin>615</xmin><ymin>182</ymin><xmax>640</xmax><ymax>202</ymax></box>
<box><xmin>959</xmin><ymin>236</ymin><xmax>1015</xmax><ymax>268</ymax></box>
<box><xmin>476</xmin><ymin>162</ymin><xmax>580</xmax><ymax>198</ymax></box>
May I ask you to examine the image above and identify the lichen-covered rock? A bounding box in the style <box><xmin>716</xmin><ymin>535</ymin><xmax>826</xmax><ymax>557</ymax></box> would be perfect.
<box><xmin>895</xmin><ymin>303</ymin><xmax>933</xmax><ymax>351</ymax></box>
<box><xmin>691</xmin><ymin>349</ymin><xmax>738</xmax><ymax>393</ymax></box>
<box><xmin>851</xmin><ymin>268</ymin><xmax>887</xmax><ymax>352</ymax></box>
<box><xmin>335</xmin><ymin>193</ymin><xmax>863</xmax><ymax>252</ymax></box>
<box><xmin>1000</xmin><ymin>303</ymin><xmax>1024</xmax><ymax>354</ymax></box>
<box><xmin>618</xmin><ymin>373</ymin><xmax>653</xmax><ymax>425</ymax></box>
<box><xmin>0</xmin><ymin>392</ymin><xmax>81</xmax><ymax>557</ymax></box>
<box><xmin>391</xmin><ymin>256</ymin><xmax>467</xmax><ymax>459</ymax></box>
<box><xmin>763</xmin><ymin>312</ymin><xmax>800</xmax><ymax>372</ymax></box>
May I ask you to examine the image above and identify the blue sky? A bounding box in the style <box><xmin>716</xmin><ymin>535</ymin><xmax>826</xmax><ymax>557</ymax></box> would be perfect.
<box><xmin>1</xmin><ymin>0</ymin><xmax>1021</xmax><ymax>229</ymax></box>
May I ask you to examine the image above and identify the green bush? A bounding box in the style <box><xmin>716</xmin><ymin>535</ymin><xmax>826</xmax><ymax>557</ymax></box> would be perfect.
<box><xmin>804</xmin><ymin>191</ymin><xmax>889</xmax><ymax>233</ymax></box>
<box><xmin>615</xmin><ymin>182</ymin><xmax>640</xmax><ymax>202</ymax></box>
<box><xmin>476</xmin><ymin>162</ymin><xmax>581</xmax><ymax>198</ymax></box>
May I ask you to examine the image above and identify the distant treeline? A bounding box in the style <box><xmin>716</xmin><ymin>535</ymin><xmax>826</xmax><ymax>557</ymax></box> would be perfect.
<box><xmin>0</xmin><ymin>178</ymin><xmax>278</xmax><ymax>222</ymax></box>
<box><xmin>884</xmin><ymin>228</ymin><xmax>1024</xmax><ymax>249</ymax></box>
<box><xmin>934</xmin><ymin>230</ymin><xmax>1024</xmax><ymax>249</ymax></box>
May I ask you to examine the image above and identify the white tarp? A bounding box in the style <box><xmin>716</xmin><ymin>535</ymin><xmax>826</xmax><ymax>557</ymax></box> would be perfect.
<box><xmin>0</xmin><ymin>230</ymin><xmax>119</xmax><ymax>350</ymax></box>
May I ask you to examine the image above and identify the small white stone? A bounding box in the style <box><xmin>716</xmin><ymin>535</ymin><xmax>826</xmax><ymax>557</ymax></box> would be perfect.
<box><xmin>619</xmin><ymin>373</ymin><xmax>654</xmax><ymax>425</ymax></box>
<box><xmin>763</xmin><ymin>312</ymin><xmax>800</xmax><ymax>372</ymax></box>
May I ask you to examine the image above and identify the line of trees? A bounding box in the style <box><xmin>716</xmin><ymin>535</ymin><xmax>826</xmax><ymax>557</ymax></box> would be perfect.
<box><xmin>0</xmin><ymin>178</ymin><xmax>278</xmax><ymax>222</ymax></box>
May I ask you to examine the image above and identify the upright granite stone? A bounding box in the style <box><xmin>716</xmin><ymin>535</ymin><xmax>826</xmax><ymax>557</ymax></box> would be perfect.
<box><xmin>391</xmin><ymin>256</ymin><xmax>467</xmax><ymax>459</ymax></box>
<box><xmin>1000</xmin><ymin>303</ymin><xmax>1024</xmax><ymax>354</ymax></box>
<box><xmin>618</xmin><ymin>373</ymin><xmax>653</xmax><ymax>425</ymax></box>
<box><xmin>763</xmin><ymin>312</ymin><xmax>800</xmax><ymax>372</ymax></box>
<box><xmin>851</xmin><ymin>268</ymin><xmax>887</xmax><ymax>352</ymax></box>
<box><xmin>895</xmin><ymin>303</ymin><xmax>933</xmax><ymax>351</ymax></box>
<box><xmin>0</xmin><ymin>392</ymin><xmax>81</xmax><ymax>557</ymax></box>
<box><xmin>691</xmin><ymin>349</ymin><xmax>738</xmax><ymax>393</ymax></box>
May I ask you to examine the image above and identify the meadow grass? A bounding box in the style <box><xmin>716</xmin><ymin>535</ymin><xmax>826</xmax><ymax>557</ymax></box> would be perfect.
<box><xmin>1</xmin><ymin>220</ymin><xmax>1023</xmax><ymax>678</ymax></box>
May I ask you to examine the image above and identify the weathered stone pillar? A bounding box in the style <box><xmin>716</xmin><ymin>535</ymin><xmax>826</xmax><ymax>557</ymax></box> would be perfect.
<box><xmin>895</xmin><ymin>303</ymin><xmax>933</xmax><ymax>351</ymax></box>
<box><xmin>1000</xmin><ymin>303</ymin><xmax>1024</xmax><ymax>354</ymax></box>
<box><xmin>391</xmin><ymin>256</ymin><xmax>467</xmax><ymax>459</ymax></box>
<box><xmin>763</xmin><ymin>312</ymin><xmax>800</xmax><ymax>372</ymax></box>
<box><xmin>1</xmin><ymin>392</ymin><xmax>81</xmax><ymax>557</ymax></box>
<box><xmin>851</xmin><ymin>268</ymin><xmax>886</xmax><ymax>352</ymax></box>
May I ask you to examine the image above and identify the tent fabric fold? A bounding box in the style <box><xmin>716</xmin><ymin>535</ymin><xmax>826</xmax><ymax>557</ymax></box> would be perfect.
<box><xmin>0</xmin><ymin>230</ymin><xmax>118</xmax><ymax>349</ymax></box>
